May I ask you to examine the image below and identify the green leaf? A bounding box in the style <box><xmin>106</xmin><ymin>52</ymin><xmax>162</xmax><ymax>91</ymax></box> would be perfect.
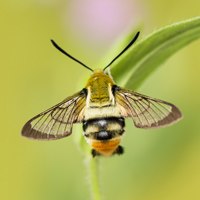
<box><xmin>111</xmin><ymin>16</ymin><xmax>200</xmax><ymax>90</ymax></box>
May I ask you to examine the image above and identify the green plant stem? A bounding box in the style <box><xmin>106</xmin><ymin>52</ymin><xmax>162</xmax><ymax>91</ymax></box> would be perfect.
<box><xmin>86</xmin><ymin>156</ymin><xmax>102</xmax><ymax>200</ymax></box>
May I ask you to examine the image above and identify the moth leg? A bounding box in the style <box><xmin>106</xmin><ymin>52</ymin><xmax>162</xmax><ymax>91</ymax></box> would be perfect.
<box><xmin>91</xmin><ymin>146</ymin><xmax>124</xmax><ymax>157</ymax></box>
<box><xmin>91</xmin><ymin>149</ymin><xmax>101</xmax><ymax>157</ymax></box>
<box><xmin>113</xmin><ymin>145</ymin><xmax>124</xmax><ymax>155</ymax></box>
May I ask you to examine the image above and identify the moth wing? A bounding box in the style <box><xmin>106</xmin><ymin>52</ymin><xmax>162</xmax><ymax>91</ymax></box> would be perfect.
<box><xmin>21</xmin><ymin>90</ymin><xmax>86</xmax><ymax>140</ymax></box>
<box><xmin>115</xmin><ymin>87</ymin><xmax>182</xmax><ymax>129</ymax></box>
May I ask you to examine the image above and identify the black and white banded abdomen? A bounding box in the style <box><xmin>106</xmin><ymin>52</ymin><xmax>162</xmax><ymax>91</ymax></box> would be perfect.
<box><xmin>83</xmin><ymin>117</ymin><xmax>125</xmax><ymax>156</ymax></box>
<box><xmin>83</xmin><ymin>117</ymin><xmax>125</xmax><ymax>139</ymax></box>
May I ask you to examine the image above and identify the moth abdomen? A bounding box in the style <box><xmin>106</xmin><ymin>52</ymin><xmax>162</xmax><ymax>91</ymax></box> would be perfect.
<box><xmin>83</xmin><ymin>117</ymin><xmax>125</xmax><ymax>156</ymax></box>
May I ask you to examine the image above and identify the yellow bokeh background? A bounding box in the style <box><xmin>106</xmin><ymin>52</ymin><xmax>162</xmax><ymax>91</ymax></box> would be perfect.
<box><xmin>1</xmin><ymin>0</ymin><xmax>200</xmax><ymax>199</ymax></box>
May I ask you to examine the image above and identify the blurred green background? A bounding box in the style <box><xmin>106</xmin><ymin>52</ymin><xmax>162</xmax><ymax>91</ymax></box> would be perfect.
<box><xmin>1</xmin><ymin>0</ymin><xmax>200</xmax><ymax>199</ymax></box>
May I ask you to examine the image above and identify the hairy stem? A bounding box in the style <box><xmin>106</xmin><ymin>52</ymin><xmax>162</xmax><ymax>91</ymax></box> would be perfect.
<box><xmin>86</xmin><ymin>156</ymin><xmax>102</xmax><ymax>200</ymax></box>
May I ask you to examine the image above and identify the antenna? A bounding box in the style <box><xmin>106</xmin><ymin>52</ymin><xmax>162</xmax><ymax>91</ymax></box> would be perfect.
<box><xmin>51</xmin><ymin>40</ymin><xmax>94</xmax><ymax>72</ymax></box>
<box><xmin>103</xmin><ymin>31</ymin><xmax>140</xmax><ymax>71</ymax></box>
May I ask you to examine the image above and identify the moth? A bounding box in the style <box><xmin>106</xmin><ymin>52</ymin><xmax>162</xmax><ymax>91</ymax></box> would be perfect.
<box><xmin>21</xmin><ymin>32</ymin><xmax>182</xmax><ymax>157</ymax></box>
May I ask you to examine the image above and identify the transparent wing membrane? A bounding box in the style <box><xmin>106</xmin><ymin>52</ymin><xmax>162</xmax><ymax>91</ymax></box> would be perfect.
<box><xmin>21</xmin><ymin>91</ymin><xmax>86</xmax><ymax>140</ymax></box>
<box><xmin>116</xmin><ymin>87</ymin><xmax>182</xmax><ymax>129</ymax></box>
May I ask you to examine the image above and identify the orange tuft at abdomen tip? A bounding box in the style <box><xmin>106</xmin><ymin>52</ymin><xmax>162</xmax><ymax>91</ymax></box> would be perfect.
<box><xmin>90</xmin><ymin>138</ymin><xmax>121</xmax><ymax>156</ymax></box>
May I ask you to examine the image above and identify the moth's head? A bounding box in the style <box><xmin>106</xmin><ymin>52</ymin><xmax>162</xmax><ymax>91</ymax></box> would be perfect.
<box><xmin>85</xmin><ymin>68</ymin><xmax>115</xmax><ymax>88</ymax></box>
<box><xmin>91</xmin><ymin>69</ymin><xmax>107</xmax><ymax>75</ymax></box>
